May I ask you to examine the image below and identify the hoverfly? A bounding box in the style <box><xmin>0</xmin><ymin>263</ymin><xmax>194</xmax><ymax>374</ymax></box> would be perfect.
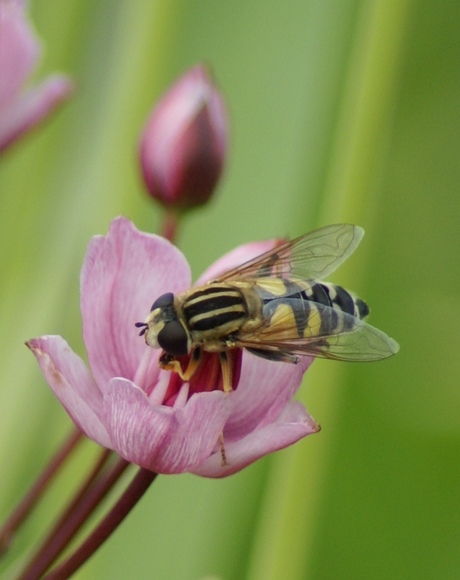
<box><xmin>136</xmin><ymin>224</ymin><xmax>399</xmax><ymax>394</ymax></box>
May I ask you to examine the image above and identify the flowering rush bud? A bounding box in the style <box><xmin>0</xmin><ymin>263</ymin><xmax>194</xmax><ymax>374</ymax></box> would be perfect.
<box><xmin>0</xmin><ymin>0</ymin><xmax>73</xmax><ymax>153</ymax></box>
<box><xmin>140</xmin><ymin>65</ymin><xmax>228</xmax><ymax>211</ymax></box>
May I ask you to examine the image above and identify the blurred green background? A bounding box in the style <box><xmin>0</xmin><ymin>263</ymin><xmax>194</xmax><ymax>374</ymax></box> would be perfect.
<box><xmin>1</xmin><ymin>0</ymin><xmax>459</xmax><ymax>578</ymax></box>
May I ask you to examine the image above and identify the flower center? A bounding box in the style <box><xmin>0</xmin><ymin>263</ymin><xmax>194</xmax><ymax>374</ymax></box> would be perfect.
<box><xmin>161</xmin><ymin>349</ymin><xmax>243</xmax><ymax>406</ymax></box>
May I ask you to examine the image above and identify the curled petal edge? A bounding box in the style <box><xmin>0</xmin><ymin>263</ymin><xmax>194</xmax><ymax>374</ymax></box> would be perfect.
<box><xmin>26</xmin><ymin>336</ymin><xmax>111</xmax><ymax>449</ymax></box>
<box><xmin>191</xmin><ymin>401</ymin><xmax>320</xmax><ymax>478</ymax></box>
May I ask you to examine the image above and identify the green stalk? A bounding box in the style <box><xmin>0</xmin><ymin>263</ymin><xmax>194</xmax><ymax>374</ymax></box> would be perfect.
<box><xmin>247</xmin><ymin>1</ymin><xmax>413</xmax><ymax>578</ymax></box>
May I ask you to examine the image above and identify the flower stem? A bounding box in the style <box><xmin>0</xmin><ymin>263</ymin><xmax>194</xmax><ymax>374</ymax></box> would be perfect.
<box><xmin>160</xmin><ymin>209</ymin><xmax>179</xmax><ymax>241</ymax></box>
<box><xmin>0</xmin><ymin>427</ymin><xmax>83</xmax><ymax>555</ymax></box>
<box><xmin>44</xmin><ymin>467</ymin><xmax>158</xmax><ymax>579</ymax></box>
<box><xmin>18</xmin><ymin>453</ymin><xmax>130</xmax><ymax>580</ymax></box>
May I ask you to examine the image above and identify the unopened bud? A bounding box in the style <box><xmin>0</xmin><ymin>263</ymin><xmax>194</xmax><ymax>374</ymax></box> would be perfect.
<box><xmin>139</xmin><ymin>65</ymin><xmax>228</xmax><ymax>211</ymax></box>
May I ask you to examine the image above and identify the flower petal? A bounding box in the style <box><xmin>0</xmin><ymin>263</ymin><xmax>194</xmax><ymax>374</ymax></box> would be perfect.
<box><xmin>0</xmin><ymin>75</ymin><xmax>73</xmax><ymax>152</ymax></box>
<box><xmin>224</xmin><ymin>352</ymin><xmax>314</xmax><ymax>438</ymax></box>
<box><xmin>0</xmin><ymin>0</ymin><xmax>39</xmax><ymax>110</ymax></box>
<box><xmin>27</xmin><ymin>336</ymin><xmax>111</xmax><ymax>448</ymax></box>
<box><xmin>80</xmin><ymin>217</ymin><xmax>191</xmax><ymax>390</ymax></box>
<box><xmin>192</xmin><ymin>401</ymin><xmax>320</xmax><ymax>477</ymax></box>
<box><xmin>196</xmin><ymin>239</ymin><xmax>278</xmax><ymax>285</ymax></box>
<box><xmin>103</xmin><ymin>378</ymin><xmax>232</xmax><ymax>473</ymax></box>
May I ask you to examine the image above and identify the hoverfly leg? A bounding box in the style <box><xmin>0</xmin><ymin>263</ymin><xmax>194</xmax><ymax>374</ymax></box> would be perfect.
<box><xmin>158</xmin><ymin>356</ymin><xmax>182</xmax><ymax>375</ymax></box>
<box><xmin>218</xmin><ymin>432</ymin><xmax>229</xmax><ymax>466</ymax></box>
<box><xmin>218</xmin><ymin>351</ymin><xmax>233</xmax><ymax>394</ymax></box>
<box><xmin>160</xmin><ymin>347</ymin><xmax>202</xmax><ymax>382</ymax></box>
<box><xmin>216</xmin><ymin>352</ymin><xmax>232</xmax><ymax>464</ymax></box>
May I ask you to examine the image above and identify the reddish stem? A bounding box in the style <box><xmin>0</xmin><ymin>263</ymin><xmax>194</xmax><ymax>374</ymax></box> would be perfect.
<box><xmin>0</xmin><ymin>428</ymin><xmax>83</xmax><ymax>555</ymax></box>
<box><xmin>44</xmin><ymin>468</ymin><xmax>157</xmax><ymax>580</ymax></box>
<box><xmin>160</xmin><ymin>210</ymin><xmax>179</xmax><ymax>241</ymax></box>
<box><xmin>18</xmin><ymin>455</ymin><xmax>130</xmax><ymax>580</ymax></box>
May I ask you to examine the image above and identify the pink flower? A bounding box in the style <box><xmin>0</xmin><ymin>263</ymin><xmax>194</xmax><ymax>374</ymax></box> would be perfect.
<box><xmin>27</xmin><ymin>218</ymin><xmax>318</xmax><ymax>477</ymax></box>
<box><xmin>0</xmin><ymin>0</ymin><xmax>73</xmax><ymax>153</ymax></box>
<box><xmin>140</xmin><ymin>65</ymin><xmax>228</xmax><ymax>211</ymax></box>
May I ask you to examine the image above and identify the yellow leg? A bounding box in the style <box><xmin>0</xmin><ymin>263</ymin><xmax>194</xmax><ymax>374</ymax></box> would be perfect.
<box><xmin>159</xmin><ymin>348</ymin><xmax>202</xmax><ymax>381</ymax></box>
<box><xmin>217</xmin><ymin>352</ymin><xmax>234</xmax><ymax>466</ymax></box>
<box><xmin>217</xmin><ymin>351</ymin><xmax>236</xmax><ymax>466</ymax></box>
<box><xmin>219</xmin><ymin>351</ymin><xmax>233</xmax><ymax>394</ymax></box>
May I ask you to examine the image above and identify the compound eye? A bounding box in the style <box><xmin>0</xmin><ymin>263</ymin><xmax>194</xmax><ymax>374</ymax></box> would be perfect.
<box><xmin>150</xmin><ymin>292</ymin><xmax>175</xmax><ymax>312</ymax></box>
<box><xmin>157</xmin><ymin>320</ymin><xmax>190</xmax><ymax>356</ymax></box>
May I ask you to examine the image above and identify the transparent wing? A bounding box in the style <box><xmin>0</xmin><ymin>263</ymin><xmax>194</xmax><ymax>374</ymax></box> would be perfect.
<box><xmin>216</xmin><ymin>224</ymin><xmax>364</xmax><ymax>283</ymax></box>
<box><xmin>235</xmin><ymin>301</ymin><xmax>399</xmax><ymax>362</ymax></box>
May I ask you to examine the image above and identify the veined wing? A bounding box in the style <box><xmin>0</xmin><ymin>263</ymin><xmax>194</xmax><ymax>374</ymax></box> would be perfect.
<box><xmin>235</xmin><ymin>300</ymin><xmax>399</xmax><ymax>362</ymax></box>
<box><xmin>216</xmin><ymin>224</ymin><xmax>364</xmax><ymax>283</ymax></box>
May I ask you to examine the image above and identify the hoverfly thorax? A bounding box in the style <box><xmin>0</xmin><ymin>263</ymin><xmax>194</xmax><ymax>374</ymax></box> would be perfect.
<box><xmin>137</xmin><ymin>292</ymin><xmax>192</xmax><ymax>357</ymax></box>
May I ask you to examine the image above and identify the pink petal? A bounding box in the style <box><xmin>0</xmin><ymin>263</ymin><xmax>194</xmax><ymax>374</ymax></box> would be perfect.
<box><xmin>0</xmin><ymin>75</ymin><xmax>73</xmax><ymax>152</ymax></box>
<box><xmin>0</xmin><ymin>0</ymin><xmax>39</xmax><ymax>110</ymax></box>
<box><xmin>80</xmin><ymin>217</ymin><xmax>191</xmax><ymax>391</ymax></box>
<box><xmin>225</xmin><ymin>352</ymin><xmax>314</xmax><ymax>438</ymax></box>
<box><xmin>103</xmin><ymin>378</ymin><xmax>232</xmax><ymax>473</ymax></box>
<box><xmin>192</xmin><ymin>401</ymin><xmax>320</xmax><ymax>478</ymax></box>
<box><xmin>27</xmin><ymin>336</ymin><xmax>111</xmax><ymax>448</ymax></box>
<box><xmin>196</xmin><ymin>239</ymin><xmax>278</xmax><ymax>284</ymax></box>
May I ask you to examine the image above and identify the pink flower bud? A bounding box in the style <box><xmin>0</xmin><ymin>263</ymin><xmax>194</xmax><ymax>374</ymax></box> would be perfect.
<box><xmin>140</xmin><ymin>65</ymin><xmax>228</xmax><ymax>211</ymax></box>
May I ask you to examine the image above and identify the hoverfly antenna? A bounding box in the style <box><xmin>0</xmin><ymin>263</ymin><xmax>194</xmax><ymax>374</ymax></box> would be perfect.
<box><xmin>135</xmin><ymin>321</ymin><xmax>148</xmax><ymax>336</ymax></box>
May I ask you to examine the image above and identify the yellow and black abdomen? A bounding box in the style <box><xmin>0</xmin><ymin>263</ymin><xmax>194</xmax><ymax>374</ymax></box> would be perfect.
<box><xmin>255</xmin><ymin>278</ymin><xmax>369</xmax><ymax>339</ymax></box>
<box><xmin>313</xmin><ymin>281</ymin><xmax>369</xmax><ymax>320</ymax></box>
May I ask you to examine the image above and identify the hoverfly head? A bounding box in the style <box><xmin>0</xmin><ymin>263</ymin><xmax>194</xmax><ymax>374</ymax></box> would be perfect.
<box><xmin>137</xmin><ymin>292</ymin><xmax>191</xmax><ymax>356</ymax></box>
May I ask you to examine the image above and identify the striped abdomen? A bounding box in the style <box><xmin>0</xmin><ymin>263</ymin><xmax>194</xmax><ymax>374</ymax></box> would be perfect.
<box><xmin>182</xmin><ymin>284</ymin><xmax>250</xmax><ymax>335</ymax></box>
<box><xmin>255</xmin><ymin>278</ymin><xmax>369</xmax><ymax>339</ymax></box>
<box><xmin>301</xmin><ymin>280</ymin><xmax>369</xmax><ymax>320</ymax></box>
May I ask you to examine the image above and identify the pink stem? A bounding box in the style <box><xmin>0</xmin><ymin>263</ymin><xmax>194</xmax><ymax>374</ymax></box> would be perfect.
<box><xmin>0</xmin><ymin>428</ymin><xmax>83</xmax><ymax>555</ymax></box>
<box><xmin>18</xmin><ymin>454</ymin><xmax>130</xmax><ymax>580</ymax></box>
<box><xmin>44</xmin><ymin>468</ymin><xmax>157</xmax><ymax>579</ymax></box>
<box><xmin>160</xmin><ymin>210</ymin><xmax>179</xmax><ymax>241</ymax></box>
